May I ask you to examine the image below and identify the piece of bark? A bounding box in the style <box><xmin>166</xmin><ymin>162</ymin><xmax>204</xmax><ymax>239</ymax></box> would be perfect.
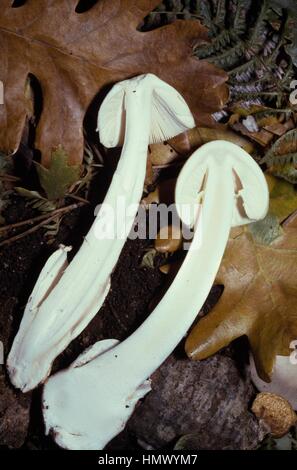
<box><xmin>127</xmin><ymin>353</ymin><xmax>268</xmax><ymax>450</ymax></box>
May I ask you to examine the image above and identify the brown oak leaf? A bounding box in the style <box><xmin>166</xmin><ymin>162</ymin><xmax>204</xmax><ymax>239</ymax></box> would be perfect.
<box><xmin>185</xmin><ymin>188</ymin><xmax>297</xmax><ymax>383</ymax></box>
<box><xmin>0</xmin><ymin>0</ymin><xmax>228</xmax><ymax>166</ymax></box>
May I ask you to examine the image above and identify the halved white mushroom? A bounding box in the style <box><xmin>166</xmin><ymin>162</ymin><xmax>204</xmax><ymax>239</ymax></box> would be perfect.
<box><xmin>250</xmin><ymin>354</ymin><xmax>297</xmax><ymax>410</ymax></box>
<box><xmin>42</xmin><ymin>141</ymin><xmax>269</xmax><ymax>450</ymax></box>
<box><xmin>7</xmin><ymin>74</ymin><xmax>195</xmax><ymax>392</ymax></box>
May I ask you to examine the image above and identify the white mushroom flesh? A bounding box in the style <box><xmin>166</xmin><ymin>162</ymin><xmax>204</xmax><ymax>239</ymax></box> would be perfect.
<box><xmin>43</xmin><ymin>141</ymin><xmax>269</xmax><ymax>449</ymax></box>
<box><xmin>7</xmin><ymin>74</ymin><xmax>195</xmax><ymax>392</ymax></box>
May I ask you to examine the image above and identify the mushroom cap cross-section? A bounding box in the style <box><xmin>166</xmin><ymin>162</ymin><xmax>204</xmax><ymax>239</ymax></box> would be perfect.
<box><xmin>175</xmin><ymin>140</ymin><xmax>269</xmax><ymax>228</ymax></box>
<box><xmin>42</xmin><ymin>141</ymin><xmax>269</xmax><ymax>450</ymax></box>
<box><xmin>98</xmin><ymin>73</ymin><xmax>196</xmax><ymax>148</ymax></box>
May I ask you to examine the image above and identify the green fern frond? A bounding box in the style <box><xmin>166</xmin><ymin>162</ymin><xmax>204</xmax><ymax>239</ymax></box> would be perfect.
<box><xmin>245</xmin><ymin>7</ymin><xmax>275</xmax><ymax>53</ymax></box>
<box><xmin>228</xmin><ymin>58</ymin><xmax>257</xmax><ymax>80</ymax></box>
<box><xmin>194</xmin><ymin>29</ymin><xmax>237</xmax><ymax>58</ymax></box>
<box><xmin>262</xmin><ymin>129</ymin><xmax>297</xmax><ymax>165</ymax></box>
<box><xmin>193</xmin><ymin>0</ymin><xmax>215</xmax><ymax>33</ymax></box>
<box><xmin>279</xmin><ymin>63</ymin><xmax>295</xmax><ymax>90</ymax></box>
<box><xmin>233</xmin><ymin>0</ymin><xmax>252</xmax><ymax>36</ymax></box>
<box><xmin>265</xmin><ymin>152</ymin><xmax>297</xmax><ymax>166</ymax></box>
<box><xmin>214</xmin><ymin>0</ymin><xmax>226</xmax><ymax>29</ymax></box>
<box><xmin>268</xmin><ymin>162</ymin><xmax>297</xmax><ymax>184</ymax></box>
<box><xmin>44</xmin><ymin>216</ymin><xmax>62</xmax><ymax>242</ymax></box>
<box><xmin>261</xmin><ymin>129</ymin><xmax>297</xmax><ymax>184</ymax></box>
<box><xmin>145</xmin><ymin>0</ymin><xmax>296</xmax><ymax>113</ymax></box>
<box><xmin>29</xmin><ymin>198</ymin><xmax>56</xmax><ymax>212</ymax></box>
<box><xmin>206</xmin><ymin>42</ymin><xmax>245</xmax><ymax>69</ymax></box>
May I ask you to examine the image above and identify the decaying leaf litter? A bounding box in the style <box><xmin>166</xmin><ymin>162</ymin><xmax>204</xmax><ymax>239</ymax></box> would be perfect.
<box><xmin>0</xmin><ymin>0</ymin><xmax>297</xmax><ymax>450</ymax></box>
<box><xmin>0</xmin><ymin>0</ymin><xmax>227</xmax><ymax>166</ymax></box>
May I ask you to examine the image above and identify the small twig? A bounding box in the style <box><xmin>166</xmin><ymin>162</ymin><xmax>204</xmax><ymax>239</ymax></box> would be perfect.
<box><xmin>0</xmin><ymin>172</ymin><xmax>20</xmax><ymax>182</ymax></box>
<box><xmin>0</xmin><ymin>201</ymin><xmax>86</xmax><ymax>234</ymax></box>
<box><xmin>0</xmin><ymin>213</ymin><xmax>60</xmax><ymax>248</ymax></box>
<box><xmin>65</xmin><ymin>193</ymin><xmax>90</xmax><ymax>205</ymax></box>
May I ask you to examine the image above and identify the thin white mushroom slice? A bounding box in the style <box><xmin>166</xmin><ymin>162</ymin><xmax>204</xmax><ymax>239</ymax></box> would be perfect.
<box><xmin>250</xmin><ymin>354</ymin><xmax>297</xmax><ymax>410</ymax></box>
<box><xmin>7</xmin><ymin>74</ymin><xmax>195</xmax><ymax>392</ymax></box>
<box><xmin>43</xmin><ymin>141</ymin><xmax>269</xmax><ymax>450</ymax></box>
<box><xmin>10</xmin><ymin>245</ymin><xmax>71</xmax><ymax>351</ymax></box>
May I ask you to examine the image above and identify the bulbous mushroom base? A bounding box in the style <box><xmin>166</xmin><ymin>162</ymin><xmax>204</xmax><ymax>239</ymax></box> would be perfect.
<box><xmin>42</xmin><ymin>339</ymin><xmax>151</xmax><ymax>450</ymax></box>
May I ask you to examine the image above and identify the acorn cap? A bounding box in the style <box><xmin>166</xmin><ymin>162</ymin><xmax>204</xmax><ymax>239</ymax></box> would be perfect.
<box><xmin>252</xmin><ymin>392</ymin><xmax>297</xmax><ymax>438</ymax></box>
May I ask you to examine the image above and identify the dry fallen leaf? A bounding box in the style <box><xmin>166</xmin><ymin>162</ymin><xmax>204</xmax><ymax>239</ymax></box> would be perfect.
<box><xmin>266</xmin><ymin>174</ymin><xmax>297</xmax><ymax>223</ymax></box>
<box><xmin>230</xmin><ymin>122</ymin><xmax>274</xmax><ymax>147</ymax></box>
<box><xmin>185</xmin><ymin>179</ymin><xmax>297</xmax><ymax>382</ymax></box>
<box><xmin>0</xmin><ymin>0</ymin><xmax>228</xmax><ymax>166</ymax></box>
<box><xmin>262</xmin><ymin>119</ymin><xmax>295</xmax><ymax>137</ymax></box>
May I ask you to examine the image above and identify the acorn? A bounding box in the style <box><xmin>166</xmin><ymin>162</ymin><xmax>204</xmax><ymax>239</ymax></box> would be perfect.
<box><xmin>155</xmin><ymin>225</ymin><xmax>183</xmax><ymax>253</ymax></box>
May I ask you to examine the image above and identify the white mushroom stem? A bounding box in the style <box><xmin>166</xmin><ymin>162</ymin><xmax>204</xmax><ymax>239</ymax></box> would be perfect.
<box><xmin>43</xmin><ymin>141</ymin><xmax>269</xmax><ymax>450</ymax></box>
<box><xmin>250</xmin><ymin>354</ymin><xmax>297</xmax><ymax>410</ymax></box>
<box><xmin>7</xmin><ymin>74</ymin><xmax>195</xmax><ymax>392</ymax></box>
